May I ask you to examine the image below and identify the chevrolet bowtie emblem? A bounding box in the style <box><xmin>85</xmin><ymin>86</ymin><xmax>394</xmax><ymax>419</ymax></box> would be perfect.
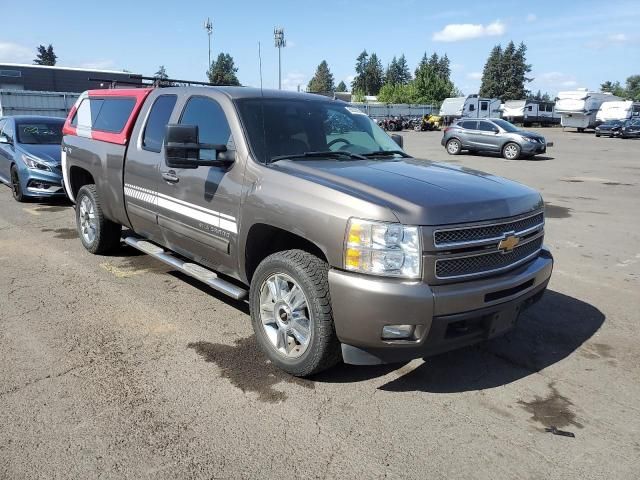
<box><xmin>498</xmin><ymin>234</ymin><xmax>520</xmax><ymax>253</ymax></box>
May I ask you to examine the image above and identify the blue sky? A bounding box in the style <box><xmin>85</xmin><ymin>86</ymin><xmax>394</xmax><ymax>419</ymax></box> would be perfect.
<box><xmin>1</xmin><ymin>0</ymin><xmax>639</xmax><ymax>96</ymax></box>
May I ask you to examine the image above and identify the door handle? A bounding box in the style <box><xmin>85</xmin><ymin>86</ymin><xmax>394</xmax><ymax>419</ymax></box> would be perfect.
<box><xmin>161</xmin><ymin>171</ymin><xmax>179</xmax><ymax>183</ymax></box>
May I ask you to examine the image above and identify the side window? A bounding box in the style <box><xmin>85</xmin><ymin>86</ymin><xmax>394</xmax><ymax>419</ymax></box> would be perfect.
<box><xmin>1</xmin><ymin>119</ymin><xmax>14</xmax><ymax>142</ymax></box>
<box><xmin>179</xmin><ymin>96</ymin><xmax>231</xmax><ymax>161</ymax></box>
<box><xmin>527</xmin><ymin>105</ymin><xmax>533</xmax><ymax>111</ymax></box>
<box><xmin>71</xmin><ymin>98</ymin><xmax>103</xmax><ymax>129</ymax></box>
<box><xmin>477</xmin><ymin>121</ymin><xmax>495</xmax><ymax>132</ymax></box>
<box><xmin>142</xmin><ymin>95</ymin><xmax>177</xmax><ymax>152</ymax></box>
<box><xmin>461</xmin><ymin>120</ymin><xmax>478</xmax><ymax>130</ymax></box>
<box><xmin>469</xmin><ymin>104</ymin><xmax>476</xmax><ymax>112</ymax></box>
<box><xmin>480</xmin><ymin>101</ymin><xmax>488</xmax><ymax>111</ymax></box>
<box><xmin>92</xmin><ymin>98</ymin><xmax>136</xmax><ymax>133</ymax></box>
<box><xmin>71</xmin><ymin>97</ymin><xmax>135</xmax><ymax>133</ymax></box>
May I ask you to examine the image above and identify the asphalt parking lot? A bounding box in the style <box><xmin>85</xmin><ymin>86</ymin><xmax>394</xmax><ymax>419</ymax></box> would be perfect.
<box><xmin>1</xmin><ymin>128</ymin><xmax>639</xmax><ymax>479</ymax></box>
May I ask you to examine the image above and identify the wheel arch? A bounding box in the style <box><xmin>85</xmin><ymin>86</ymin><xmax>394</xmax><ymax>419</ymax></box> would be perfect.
<box><xmin>244</xmin><ymin>223</ymin><xmax>329</xmax><ymax>284</ymax></box>
<box><xmin>68</xmin><ymin>166</ymin><xmax>95</xmax><ymax>201</ymax></box>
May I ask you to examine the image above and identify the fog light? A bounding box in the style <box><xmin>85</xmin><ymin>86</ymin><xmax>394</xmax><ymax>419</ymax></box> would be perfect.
<box><xmin>382</xmin><ymin>324</ymin><xmax>415</xmax><ymax>340</ymax></box>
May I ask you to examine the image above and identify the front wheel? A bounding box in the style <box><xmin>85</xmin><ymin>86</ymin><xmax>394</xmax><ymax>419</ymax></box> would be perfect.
<box><xmin>595</xmin><ymin>134</ymin><xmax>600</xmax><ymax>137</ymax></box>
<box><xmin>446</xmin><ymin>138</ymin><xmax>462</xmax><ymax>155</ymax></box>
<box><xmin>502</xmin><ymin>142</ymin><xmax>521</xmax><ymax>160</ymax></box>
<box><xmin>10</xmin><ymin>165</ymin><xmax>26</xmax><ymax>202</ymax></box>
<box><xmin>75</xmin><ymin>185</ymin><xmax>122</xmax><ymax>254</ymax></box>
<box><xmin>250</xmin><ymin>250</ymin><xmax>341</xmax><ymax>377</ymax></box>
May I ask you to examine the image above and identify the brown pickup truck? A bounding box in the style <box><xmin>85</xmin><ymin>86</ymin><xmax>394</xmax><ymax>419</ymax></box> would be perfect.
<box><xmin>62</xmin><ymin>83</ymin><xmax>553</xmax><ymax>376</ymax></box>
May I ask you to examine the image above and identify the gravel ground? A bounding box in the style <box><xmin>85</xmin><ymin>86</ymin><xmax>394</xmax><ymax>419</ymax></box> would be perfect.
<box><xmin>0</xmin><ymin>128</ymin><xmax>639</xmax><ymax>479</ymax></box>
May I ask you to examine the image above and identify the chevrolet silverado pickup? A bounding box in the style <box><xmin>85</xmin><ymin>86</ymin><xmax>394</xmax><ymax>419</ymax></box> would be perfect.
<box><xmin>61</xmin><ymin>85</ymin><xmax>553</xmax><ymax>377</ymax></box>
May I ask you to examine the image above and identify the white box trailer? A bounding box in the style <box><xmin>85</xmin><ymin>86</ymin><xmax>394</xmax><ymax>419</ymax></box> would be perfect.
<box><xmin>440</xmin><ymin>95</ymin><xmax>501</xmax><ymax>124</ymax></box>
<box><xmin>0</xmin><ymin>89</ymin><xmax>79</xmax><ymax>118</ymax></box>
<box><xmin>595</xmin><ymin>100</ymin><xmax>640</xmax><ymax>124</ymax></box>
<box><xmin>501</xmin><ymin>100</ymin><xmax>560</xmax><ymax>126</ymax></box>
<box><xmin>555</xmin><ymin>88</ymin><xmax>621</xmax><ymax>131</ymax></box>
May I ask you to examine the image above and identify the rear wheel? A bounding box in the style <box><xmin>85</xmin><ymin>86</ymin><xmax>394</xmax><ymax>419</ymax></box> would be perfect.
<box><xmin>250</xmin><ymin>250</ymin><xmax>341</xmax><ymax>377</ymax></box>
<box><xmin>75</xmin><ymin>185</ymin><xmax>122</xmax><ymax>254</ymax></box>
<box><xmin>10</xmin><ymin>165</ymin><xmax>26</xmax><ymax>202</ymax></box>
<box><xmin>595</xmin><ymin>134</ymin><xmax>600</xmax><ymax>137</ymax></box>
<box><xmin>502</xmin><ymin>142</ymin><xmax>521</xmax><ymax>160</ymax></box>
<box><xmin>446</xmin><ymin>138</ymin><xmax>461</xmax><ymax>155</ymax></box>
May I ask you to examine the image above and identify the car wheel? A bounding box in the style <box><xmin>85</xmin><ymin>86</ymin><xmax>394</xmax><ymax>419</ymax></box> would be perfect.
<box><xmin>595</xmin><ymin>134</ymin><xmax>600</xmax><ymax>137</ymax></box>
<box><xmin>502</xmin><ymin>142</ymin><xmax>521</xmax><ymax>160</ymax></box>
<box><xmin>75</xmin><ymin>184</ymin><xmax>122</xmax><ymax>254</ymax></box>
<box><xmin>10</xmin><ymin>165</ymin><xmax>26</xmax><ymax>202</ymax></box>
<box><xmin>446</xmin><ymin>138</ymin><xmax>462</xmax><ymax>155</ymax></box>
<box><xmin>250</xmin><ymin>249</ymin><xmax>341</xmax><ymax>377</ymax></box>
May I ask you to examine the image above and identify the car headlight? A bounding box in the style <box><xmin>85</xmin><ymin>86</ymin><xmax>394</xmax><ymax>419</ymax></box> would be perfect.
<box><xmin>344</xmin><ymin>218</ymin><xmax>421</xmax><ymax>278</ymax></box>
<box><xmin>520</xmin><ymin>136</ymin><xmax>537</xmax><ymax>143</ymax></box>
<box><xmin>21</xmin><ymin>154</ymin><xmax>52</xmax><ymax>172</ymax></box>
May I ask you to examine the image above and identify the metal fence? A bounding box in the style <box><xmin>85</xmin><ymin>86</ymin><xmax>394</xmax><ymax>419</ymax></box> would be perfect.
<box><xmin>348</xmin><ymin>103</ymin><xmax>437</xmax><ymax>119</ymax></box>
<box><xmin>0</xmin><ymin>89</ymin><xmax>79</xmax><ymax>118</ymax></box>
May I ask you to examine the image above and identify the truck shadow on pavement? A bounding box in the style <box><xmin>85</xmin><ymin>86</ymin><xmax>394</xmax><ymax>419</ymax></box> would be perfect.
<box><xmin>316</xmin><ymin>290</ymin><xmax>605</xmax><ymax>392</ymax></box>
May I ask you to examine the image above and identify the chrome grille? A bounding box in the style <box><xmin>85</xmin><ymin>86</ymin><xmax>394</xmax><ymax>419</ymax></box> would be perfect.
<box><xmin>435</xmin><ymin>237</ymin><xmax>543</xmax><ymax>279</ymax></box>
<box><xmin>434</xmin><ymin>212</ymin><xmax>544</xmax><ymax>247</ymax></box>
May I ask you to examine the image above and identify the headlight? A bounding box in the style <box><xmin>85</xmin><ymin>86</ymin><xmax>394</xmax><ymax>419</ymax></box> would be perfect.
<box><xmin>21</xmin><ymin>154</ymin><xmax>52</xmax><ymax>172</ymax></box>
<box><xmin>344</xmin><ymin>218</ymin><xmax>421</xmax><ymax>278</ymax></box>
<box><xmin>520</xmin><ymin>136</ymin><xmax>537</xmax><ymax>143</ymax></box>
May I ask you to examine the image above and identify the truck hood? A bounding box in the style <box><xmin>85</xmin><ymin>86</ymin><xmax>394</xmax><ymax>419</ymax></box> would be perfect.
<box><xmin>18</xmin><ymin>144</ymin><xmax>62</xmax><ymax>165</ymax></box>
<box><xmin>273</xmin><ymin>159</ymin><xmax>543</xmax><ymax>226</ymax></box>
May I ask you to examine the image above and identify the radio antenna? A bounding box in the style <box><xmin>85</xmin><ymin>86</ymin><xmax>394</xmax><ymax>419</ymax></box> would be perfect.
<box><xmin>258</xmin><ymin>41</ymin><xmax>264</xmax><ymax>94</ymax></box>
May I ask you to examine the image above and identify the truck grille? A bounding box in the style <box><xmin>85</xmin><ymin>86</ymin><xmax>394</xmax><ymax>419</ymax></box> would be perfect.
<box><xmin>435</xmin><ymin>237</ymin><xmax>543</xmax><ymax>279</ymax></box>
<box><xmin>434</xmin><ymin>212</ymin><xmax>544</xmax><ymax>247</ymax></box>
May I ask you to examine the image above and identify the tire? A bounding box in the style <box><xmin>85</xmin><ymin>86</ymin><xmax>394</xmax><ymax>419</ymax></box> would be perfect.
<box><xmin>446</xmin><ymin>138</ymin><xmax>462</xmax><ymax>155</ymax></box>
<box><xmin>595</xmin><ymin>134</ymin><xmax>600</xmax><ymax>137</ymax></box>
<box><xmin>502</xmin><ymin>142</ymin><xmax>521</xmax><ymax>160</ymax></box>
<box><xmin>249</xmin><ymin>249</ymin><xmax>341</xmax><ymax>377</ymax></box>
<box><xmin>75</xmin><ymin>184</ymin><xmax>122</xmax><ymax>254</ymax></box>
<box><xmin>10</xmin><ymin>165</ymin><xmax>26</xmax><ymax>202</ymax></box>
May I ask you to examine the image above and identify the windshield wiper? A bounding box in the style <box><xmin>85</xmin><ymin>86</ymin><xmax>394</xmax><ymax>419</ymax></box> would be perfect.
<box><xmin>361</xmin><ymin>150</ymin><xmax>411</xmax><ymax>158</ymax></box>
<box><xmin>269</xmin><ymin>151</ymin><xmax>367</xmax><ymax>163</ymax></box>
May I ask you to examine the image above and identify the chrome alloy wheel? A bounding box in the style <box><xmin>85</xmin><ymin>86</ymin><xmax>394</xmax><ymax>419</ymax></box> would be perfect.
<box><xmin>259</xmin><ymin>273</ymin><xmax>312</xmax><ymax>358</ymax></box>
<box><xmin>79</xmin><ymin>196</ymin><xmax>97</xmax><ymax>244</ymax></box>
<box><xmin>447</xmin><ymin>140</ymin><xmax>460</xmax><ymax>154</ymax></box>
<box><xmin>504</xmin><ymin>144</ymin><xmax>519</xmax><ymax>159</ymax></box>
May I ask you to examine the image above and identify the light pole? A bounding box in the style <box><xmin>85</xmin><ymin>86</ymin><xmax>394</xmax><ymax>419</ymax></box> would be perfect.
<box><xmin>274</xmin><ymin>27</ymin><xmax>286</xmax><ymax>90</ymax></box>
<box><xmin>204</xmin><ymin>18</ymin><xmax>213</xmax><ymax>71</ymax></box>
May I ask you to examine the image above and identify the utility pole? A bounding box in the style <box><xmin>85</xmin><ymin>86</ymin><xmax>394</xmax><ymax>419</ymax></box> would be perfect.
<box><xmin>274</xmin><ymin>27</ymin><xmax>286</xmax><ymax>90</ymax></box>
<box><xmin>204</xmin><ymin>18</ymin><xmax>213</xmax><ymax>71</ymax></box>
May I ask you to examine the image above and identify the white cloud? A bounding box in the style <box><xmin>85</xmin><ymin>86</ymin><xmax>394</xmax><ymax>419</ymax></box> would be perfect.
<box><xmin>0</xmin><ymin>41</ymin><xmax>32</xmax><ymax>63</ymax></box>
<box><xmin>526</xmin><ymin>13</ymin><xmax>537</xmax><ymax>23</ymax></box>
<box><xmin>531</xmin><ymin>71</ymin><xmax>581</xmax><ymax>93</ymax></box>
<box><xmin>608</xmin><ymin>33</ymin><xmax>627</xmax><ymax>42</ymax></box>
<box><xmin>433</xmin><ymin>20</ymin><xmax>505</xmax><ymax>42</ymax></box>
<box><xmin>467</xmin><ymin>72</ymin><xmax>482</xmax><ymax>80</ymax></box>
<box><xmin>282</xmin><ymin>72</ymin><xmax>307</xmax><ymax>91</ymax></box>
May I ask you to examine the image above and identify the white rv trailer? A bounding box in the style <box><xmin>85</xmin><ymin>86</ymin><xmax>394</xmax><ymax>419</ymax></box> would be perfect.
<box><xmin>595</xmin><ymin>100</ymin><xmax>640</xmax><ymax>124</ymax></box>
<box><xmin>440</xmin><ymin>95</ymin><xmax>501</xmax><ymax>124</ymax></box>
<box><xmin>501</xmin><ymin>100</ymin><xmax>560</xmax><ymax>126</ymax></box>
<box><xmin>555</xmin><ymin>88</ymin><xmax>621</xmax><ymax>131</ymax></box>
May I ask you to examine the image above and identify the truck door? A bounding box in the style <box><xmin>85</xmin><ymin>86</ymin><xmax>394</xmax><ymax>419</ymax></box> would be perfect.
<box><xmin>156</xmin><ymin>95</ymin><xmax>241</xmax><ymax>274</ymax></box>
<box><xmin>123</xmin><ymin>94</ymin><xmax>178</xmax><ymax>243</ymax></box>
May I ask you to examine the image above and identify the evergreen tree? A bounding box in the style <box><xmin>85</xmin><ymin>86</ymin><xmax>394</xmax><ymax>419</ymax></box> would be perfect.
<box><xmin>206</xmin><ymin>53</ymin><xmax>240</xmax><ymax>86</ymax></box>
<box><xmin>307</xmin><ymin>60</ymin><xmax>335</xmax><ymax>92</ymax></box>
<box><xmin>385</xmin><ymin>56</ymin><xmax>400</xmax><ymax>86</ymax></box>
<box><xmin>365</xmin><ymin>53</ymin><xmax>384</xmax><ymax>95</ymax></box>
<box><xmin>154</xmin><ymin>65</ymin><xmax>169</xmax><ymax>80</ymax></box>
<box><xmin>437</xmin><ymin>53</ymin><xmax>451</xmax><ymax>82</ymax></box>
<box><xmin>335</xmin><ymin>81</ymin><xmax>347</xmax><ymax>92</ymax></box>
<box><xmin>413</xmin><ymin>60</ymin><xmax>455</xmax><ymax>105</ymax></box>
<box><xmin>351</xmin><ymin>50</ymin><xmax>369</xmax><ymax>93</ymax></box>
<box><xmin>34</xmin><ymin>44</ymin><xmax>57</xmax><ymax>66</ymax></box>
<box><xmin>415</xmin><ymin>52</ymin><xmax>429</xmax><ymax>77</ymax></box>
<box><xmin>396</xmin><ymin>54</ymin><xmax>412</xmax><ymax>84</ymax></box>
<box><xmin>479</xmin><ymin>45</ymin><xmax>504</xmax><ymax>99</ymax></box>
<box><xmin>503</xmin><ymin>42</ymin><xmax>532</xmax><ymax>100</ymax></box>
<box><xmin>625</xmin><ymin>75</ymin><xmax>640</xmax><ymax>100</ymax></box>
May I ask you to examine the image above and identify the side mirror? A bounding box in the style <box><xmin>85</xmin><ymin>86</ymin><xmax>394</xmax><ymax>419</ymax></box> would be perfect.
<box><xmin>164</xmin><ymin>124</ymin><xmax>234</xmax><ymax>169</ymax></box>
<box><xmin>391</xmin><ymin>134</ymin><xmax>404</xmax><ymax>148</ymax></box>
<box><xmin>493</xmin><ymin>128</ymin><xmax>499</xmax><ymax>134</ymax></box>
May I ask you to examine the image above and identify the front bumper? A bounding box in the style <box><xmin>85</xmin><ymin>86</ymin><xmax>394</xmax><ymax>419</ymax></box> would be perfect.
<box><xmin>329</xmin><ymin>248</ymin><xmax>553</xmax><ymax>365</ymax></box>
<box><xmin>21</xmin><ymin>168</ymin><xmax>64</xmax><ymax>197</ymax></box>
<box><xmin>520</xmin><ymin>142</ymin><xmax>547</xmax><ymax>154</ymax></box>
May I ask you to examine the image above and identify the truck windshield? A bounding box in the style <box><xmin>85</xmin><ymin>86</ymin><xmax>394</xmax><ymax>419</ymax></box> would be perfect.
<box><xmin>236</xmin><ymin>98</ymin><xmax>404</xmax><ymax>163</ymax></box>
<box><xmin>16</xmin><ymin>121</ymin><xmax>64</xmax><ymax>145</ymax></box>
